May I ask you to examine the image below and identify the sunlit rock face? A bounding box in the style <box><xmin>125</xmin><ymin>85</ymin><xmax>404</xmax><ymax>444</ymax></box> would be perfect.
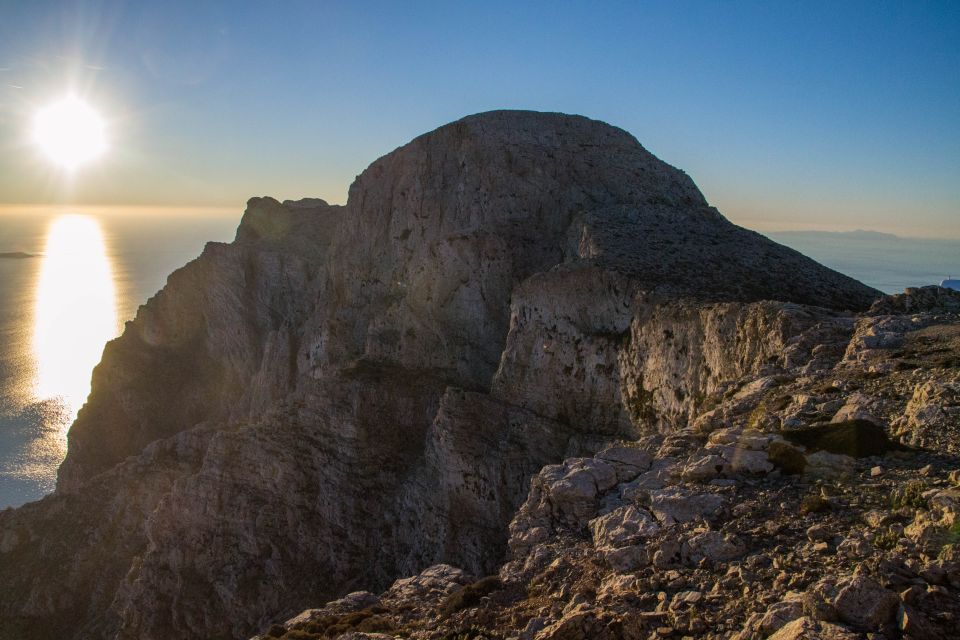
<box><xmin>0</xmin><ymin>111</ymin><xmax>880</xmax><ymax>639</ymax></box>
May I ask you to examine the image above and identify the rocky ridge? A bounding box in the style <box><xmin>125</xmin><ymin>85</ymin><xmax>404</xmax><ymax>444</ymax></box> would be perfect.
<box><xmin>0</xmin><ymin>111</ymin><xmax>920</xmax><ymax>640</ymax></box>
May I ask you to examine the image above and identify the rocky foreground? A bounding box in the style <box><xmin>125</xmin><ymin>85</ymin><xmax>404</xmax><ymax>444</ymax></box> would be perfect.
<box><xmin>257</xmin><ymin>288</ymin><xmax>960</xmax><ymax>640</ymax></box>
<box><xmin>0</xmin><ymin>111</ymin><xmax>955</xmax><ymax>640</ymax></box>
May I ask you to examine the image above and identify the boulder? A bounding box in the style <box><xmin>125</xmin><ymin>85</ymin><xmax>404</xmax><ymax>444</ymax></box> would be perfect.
<box><xmin>595</xmin><ymin>446</ymin><xmax>653</xmax><ymax>483</ymax></box>
<box><xmin>646</xmin><ymin>488</ymin><xmax>725</xmax><ymax>525</ymax></box>
<box><xmin>768</xmin><ymin>616</ymin><xmax>858</xmax><ymax>640</ymax></box>
<box><xmin>386</xmin><ymin>564</ymin><xmax>473</xmax><ymax>603</ymax></box>
<box><xmin>831</xmin><ymin>393</ymin><xmax>883</xmax><ymax>426</ymax></box>
<box><xmin>681</xmin><ymin>455</ymin><xmax>728</xmax><ymax>482</ymax></box>
<box><xmin>757</xmin><ymin>598</ymin><xmax>805</xmax><ymax>636</ymax></box>
<box><xmin>832</xmin><ymin>575</ymin><xmax>898</xmax><ymax>629</ymax></box>
<box><xmin>589</xmin><ymin>505</ymin><xmax>660</xmax><ymax>550</ymax></box>
<box><xmin>681</xmin><ymin>530</ymin><xmax>745</xmax><ymax>565</ymax></box>
<box><xmin>804</xmin><ymin>451</ymin><xmax>856</xmax><ymax>479</ymax></box>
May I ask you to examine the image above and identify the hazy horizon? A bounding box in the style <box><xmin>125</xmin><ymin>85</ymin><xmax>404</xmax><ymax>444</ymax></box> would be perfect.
<box><xmin>1</xmin><ymin>1</ymin><xmax>958</xmax><ymax>239</ymax></box>
<box><xmin>1</xmin><ymin>202</ymin><xmax>958</xmax><ymax>242</ymax></box>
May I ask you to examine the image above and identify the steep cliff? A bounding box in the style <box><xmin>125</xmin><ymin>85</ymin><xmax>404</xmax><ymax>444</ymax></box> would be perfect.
<box><xmin>0</xmin><ymin>110</ymin><xmax>880</xmax><ymax>640</ymax></box>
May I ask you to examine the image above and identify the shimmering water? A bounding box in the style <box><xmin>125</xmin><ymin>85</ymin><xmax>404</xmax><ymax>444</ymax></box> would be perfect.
<box><xmin>0</xmin><ymin>217</ymin><xmax>956</xmax><ymax>509</ymax></box>
<box><xmin>0</xmin><ymin>208</ymin><xmax>238</xmax><ymax>508</ymax></box>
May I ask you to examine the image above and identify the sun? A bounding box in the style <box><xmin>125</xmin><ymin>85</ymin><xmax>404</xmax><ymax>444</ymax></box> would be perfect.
<box><xmin>32</xmin><ymin>97</ymin><xmax>107</xmax><ymax>169</ymax></box>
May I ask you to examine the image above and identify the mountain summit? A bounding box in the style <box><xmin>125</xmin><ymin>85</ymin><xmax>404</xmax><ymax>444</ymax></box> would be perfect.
<box><xmin>0</xmin><ymin>111</ymin><xmax>891</xmax><ymax>639</ymax></box>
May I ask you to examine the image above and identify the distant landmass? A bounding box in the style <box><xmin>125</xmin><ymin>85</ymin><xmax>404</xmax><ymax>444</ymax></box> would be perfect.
<box><xmin>769</xmin><ymin>229</ymin><xmax>959</xmax><ymax>293</ymax></box>
<box><xmin>0</xmin><ymin>252</ymin><xmax>36</xmax><ymax>259</ymax></box>
<box><xmin>774</xmin><ymin>228</ymin><xmax>902</xmax><ymax>241</ymax></box>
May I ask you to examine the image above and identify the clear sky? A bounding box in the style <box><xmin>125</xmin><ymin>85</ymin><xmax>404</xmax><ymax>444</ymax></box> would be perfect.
<box><xmin>1</xmin><ymin>1</ymin><xmax>957</xmax><ymax>237</ymax></box>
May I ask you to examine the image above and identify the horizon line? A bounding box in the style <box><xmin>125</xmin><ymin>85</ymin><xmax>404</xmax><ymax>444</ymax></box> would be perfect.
<box><xmin>1</xmin><ymin>202</ymin><xmax>957</xmax><ymax>242</ymax></box>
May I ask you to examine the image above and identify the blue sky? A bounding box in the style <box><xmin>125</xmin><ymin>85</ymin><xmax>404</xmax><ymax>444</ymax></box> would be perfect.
<box><xmin>0</xmin><ymin>1</ymin><xmax>957</xmax><ymax>237</ymax></box>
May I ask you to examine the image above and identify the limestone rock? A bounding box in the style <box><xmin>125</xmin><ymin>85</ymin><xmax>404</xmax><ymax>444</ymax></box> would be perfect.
<box><xmin>588</xmin><ymin>505</ymin><xmax>660</xmax><ymax>550</ymax></box>
<box><xmin>646</xmin><ymin>487</ymin><xmax>725</xmax><ymax>525</ymax></box>
<box><xmin>831</xmin><ymin>393</ymin><xmax>883</xmax><ymax>426</ymax></box>
<box><xmin>832</xmin><ymin>574</ymin><xmax>898</xmax><ymax>629</ymax></box>
<box><xmin>385</xmin><ymin>564</ymin><xmax>472</xmax><ymax>603</ymax></box>
<box><xmin>868</xmin><ymin>285</ymin><xmax>960</xmax><ymax>315</ymax></box>
<box><xmin>0</xmin><ymin>110</ymin><xmax>883</xmax><ymax>639</ymax></box>
<box><xmin>896</xmin><ymin>381</ymin><xmax>960</xmax><ymax>451</ymax></box>
<box><xmin>767</xmin><ymin>616</ymin><xmax>858</xmax><ymax>640</ymax></box>
<box><xmin>804</xmin><ymin>451</ymin><xmax>856</xmax><ymax>480</ymax></box>
<box><xmin>681</xmin><ymin>454</ymin><xmax>728</xmax><ymax>482</ymax></box>
<box><xmin>757</xmin><ymin>598</ymin><xmax>805</xmax><ymax>636</ymax></box>
<box><xmin>595</xmin><ymin>445</ymin><xmax>653</xmax><ymax>482</ymax></box>
<box><xmin>681</xmin><ymin>530</ymin><xmax>745</xmax><ymax>565</ymax></box>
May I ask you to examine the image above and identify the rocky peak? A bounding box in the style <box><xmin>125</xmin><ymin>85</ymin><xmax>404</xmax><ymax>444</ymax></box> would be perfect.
<box><xmin>0</xmin><ymin>111</ymin><xmax>897</xmax><ymax>640</ymax></box>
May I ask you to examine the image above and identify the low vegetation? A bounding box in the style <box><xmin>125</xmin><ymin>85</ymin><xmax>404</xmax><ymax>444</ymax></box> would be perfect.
<box><xmin>440</xmin><ymin>576</ymin><xmax>503</xmax><ymax>618</ymax></box>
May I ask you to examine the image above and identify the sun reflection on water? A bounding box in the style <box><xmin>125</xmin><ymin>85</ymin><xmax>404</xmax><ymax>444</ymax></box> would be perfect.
<box><xmin>26</xmin><ymin>215</ymin><xmax>120</xmax><ymax>474</ymax></box>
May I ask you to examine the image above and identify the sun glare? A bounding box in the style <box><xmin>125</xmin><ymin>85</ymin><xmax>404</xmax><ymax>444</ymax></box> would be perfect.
<box><xmin>32</xmin><ymin>215</ymin><xmax>119</xmax><ymax>416</ymax></box>
<box><xmin>32</xmin><ymin>97</ymin><xmax>107</xmax><ymax>169</ymax></box>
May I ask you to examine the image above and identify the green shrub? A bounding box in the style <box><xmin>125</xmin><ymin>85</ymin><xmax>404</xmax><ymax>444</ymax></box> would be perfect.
<box><xmin>873</xmin><ymin>527</ymin><xmax>900</xmax><ymax>550</ymax></box>
<box><xmin>747</xmin><ymin>405</ymin><xmax>768</xmax><ymax>430</ymax></box>
<box><xmin>800</xmin><ymin>494</ymin><xmax>831</xmax><ymax>515</ymax></box>
<box><xmin>890</xmin><ymin>481</ymin><xmax>927</xmax><ymax>510</ymax></box>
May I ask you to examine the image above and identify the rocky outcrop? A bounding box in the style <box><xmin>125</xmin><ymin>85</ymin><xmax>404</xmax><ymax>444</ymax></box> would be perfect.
<box><xmin>262</xmin><ymin>296</ymin><xmax>960</xmax><ymax>640</ymax></box>
<box><xmin>0</xmin><ymin>110</ymin><xmax>882</xmax><ymax>640</ymax></box>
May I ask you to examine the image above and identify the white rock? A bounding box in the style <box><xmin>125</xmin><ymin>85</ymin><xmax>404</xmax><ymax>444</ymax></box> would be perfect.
<box><xmin>713</xmin><ymin>444</ymin><xmax>774</xmax><ymax>474</ymax></box>
<box><xmin>647</xmin><ymin>487</ymin><xmax>725</xmax><ymax>525</ymax></box>
<box><xmin>831</xmin><ymin>392</ymin><xmax>883</xmax><ymax>426</ymax></box>
<box><xmin>680</xmin><ymin>454</ymin><xmax>728</xmax><ymax>482</ymax></box>
<box><xmin>595</xmin><ymin>446</ymin><xmax>653</xmax><ymax>482</ymax></box>
<box><xmin>589</xmin><ymin>505</ymin><xmax>660</xmax><ymax>549</ymax></box>
<box><xmin>681</xmin><ymin>530</ymin><xmax>744</xmax><ymax>564</ymax></box>
<box><xmin>804</xmin><ymin>451</ymin><xmax>855</xmax><ymax>479</ymax></box>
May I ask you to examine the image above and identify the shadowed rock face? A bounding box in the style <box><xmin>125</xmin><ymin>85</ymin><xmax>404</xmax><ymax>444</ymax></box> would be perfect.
<box><xmin>0</xmin><ymin>110</ymin><xmax>880</xmax><ymax>640</ymax></box>
<box><xmin>782</xmin><ymin>419</ymin><xmax>909</xmax><ymax>457</ymax></box>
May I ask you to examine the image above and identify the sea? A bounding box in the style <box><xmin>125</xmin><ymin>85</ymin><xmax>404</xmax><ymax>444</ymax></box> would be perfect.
<box><xmin>0</xmin><ymin>208</ymin><xmax>239</xmax><ymax>508</ymax></box>
<box><xmin>0</xmin><ymin>214</ymin><xmax>957</xmax><ymax>509</ymax></box>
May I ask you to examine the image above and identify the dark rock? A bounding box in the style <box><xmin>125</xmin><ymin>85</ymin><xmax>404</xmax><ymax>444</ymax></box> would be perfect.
<box><xmin>800</xmin><ymin>494</ymin><xmax>832</xmax><ymax>515</ymax></box>
<box><xmin>781</xmin><ymin>419</ymin><xmax>908</xmax><ymax>458</ymax></box>
<box><xmin>868</xmin><ymin>286</ymin><xmax>960</xmax><ymax>315</ymax></box>
<box><xmin>769</xmin><ymin>440</ymin><xmax>807</xmax><ymax>474</ymax></box>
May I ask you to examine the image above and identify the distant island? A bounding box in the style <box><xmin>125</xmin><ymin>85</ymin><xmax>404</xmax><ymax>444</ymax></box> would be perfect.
<box><xmin>772</xmin><ymin>229</ymin><xmax>901</xmax><ymax>240</ymax></box>
<box><xmin>0</xmin><ymin>252</ymin><xmax>37</xmax><ymax>259</ymax></box>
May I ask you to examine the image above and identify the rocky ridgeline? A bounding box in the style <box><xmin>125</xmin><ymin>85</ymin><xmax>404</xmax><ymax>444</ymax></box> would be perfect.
<box><xmin>0</xmin><ymin>111</ymin><xmax>952</xmax><ymax>640</ymax></box>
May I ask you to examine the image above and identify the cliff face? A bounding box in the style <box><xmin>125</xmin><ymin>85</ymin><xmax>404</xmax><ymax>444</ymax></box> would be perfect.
<box><xmin>258</xmin><ymin>289</ymin><xmax>960</xmax><ymax>640</ymax></box>
<box><xmin>0</xmin><ymin>111</ymin><xmax>880</xmax><ymax>640</ymax></box>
